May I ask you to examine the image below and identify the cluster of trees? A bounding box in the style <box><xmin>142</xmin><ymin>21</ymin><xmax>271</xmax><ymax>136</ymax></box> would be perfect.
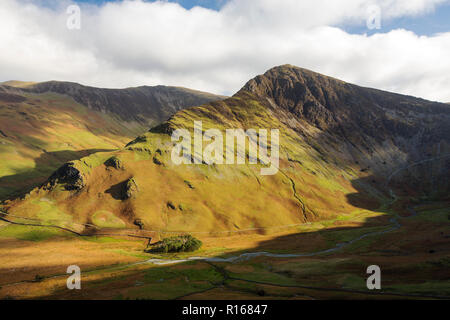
<box><xmin>146</xmin><ymin>234</ymin><xmax>202</xmax><ymax>253</ymax></box>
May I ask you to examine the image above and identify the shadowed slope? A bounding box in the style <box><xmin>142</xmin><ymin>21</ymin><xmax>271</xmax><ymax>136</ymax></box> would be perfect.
<box><xmin>0</xmin><ymin>82</ymin><xmax>224</xmax><ymax>200</ymax></box>
<box><xmin>240</xmin><ymin>65</ymin><xmax>450</xmax><ymax>195</ymax></box>
<box><xmin>24</xmin><ymin>81</ymin><xmax>226</xmax><ymax>125</ymax></box>
<box><xmin>4</xmin><ymin>65</ymin><xmax>449</xmax><ymax>235</ymax></box>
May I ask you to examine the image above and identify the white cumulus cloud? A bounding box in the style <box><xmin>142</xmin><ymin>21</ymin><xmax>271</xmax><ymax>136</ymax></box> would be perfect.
<box><xmin>0</xmin><ymin>0</ymin><xmax>449</xmax><ymax>101</ymax></box>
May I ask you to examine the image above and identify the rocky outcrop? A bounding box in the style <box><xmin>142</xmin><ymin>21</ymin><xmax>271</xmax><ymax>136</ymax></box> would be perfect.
<box><xmin>133</xmin><ymin>219</ymin><xmax>144</xmax><ymax>230</ymax></box>
<box><xmin>148</xmin><ymin>121</ymin><xmax>176</xmax><ymax>134</ymax></box>
<box><xmin>45</xmin><ymin>162</ymin><xmax>85</xmax><ymax>191</ymax></box>
<box><xmin>124</xmin><ymin>178</ymin><xmax>139</xmax><ymax>199</ymax></box>
<box><xmin>104</xmin><ymin>156</ymin><xmax>123</xmax><ymax>169</ymax></box>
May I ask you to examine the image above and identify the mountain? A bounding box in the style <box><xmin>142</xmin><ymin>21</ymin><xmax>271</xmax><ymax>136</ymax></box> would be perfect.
<box><xmin>24</xmin><ymin>81</ymin><xmax>226</xmax><ymax>125</ymax></box>
<box><xmin>0</xmin><ymin>82</ymin><xmax>225</xmax><ymax>200</ymax></box>
<box><xmin>3</xmin><ymin>65</ymin><xmax>449</xmax><ymax>235</ymax></box>
<box><xmin>240</xmin><ymin>65</ymin><xmax>449</xmax><ymax>195</ymax></box>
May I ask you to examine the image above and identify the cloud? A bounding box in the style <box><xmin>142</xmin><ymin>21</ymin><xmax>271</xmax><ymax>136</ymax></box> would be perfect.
<box><xmin>0</xmin><ymin>0</ymin><xmax>450</xmax><ymax>101</ymax></box>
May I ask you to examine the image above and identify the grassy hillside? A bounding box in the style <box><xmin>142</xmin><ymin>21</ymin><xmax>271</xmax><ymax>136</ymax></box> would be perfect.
<box><xmin>1</xmin><ymin>66</ymin><xmax>449</xmax><ymax>300</ymax></box>
<box><xmin>3</xmin><ymin>65</ymin><xmax>449</xmax><ymax>236</ymax></box>
<box><xmin>3</xmin><ymin>92</ymin><xmax>379</xmax><ymax>235</ymax></box>
<box><xmin>0</xmin><ymin>84</ymin><xmax>224</xmax><ymax>200</ymax></box>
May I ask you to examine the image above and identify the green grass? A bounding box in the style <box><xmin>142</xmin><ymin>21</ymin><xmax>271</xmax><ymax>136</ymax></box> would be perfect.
<box><xmin>143</xmin><ymin>263</ymin><xmax>222</xmax><ymax>283</ymax></box>
<box><xmin>109</xmin><ymin>249</ymin><xmax>150</xmax><ymax>259</ymax></box>
<box><xmin>175</xmin><ymin>266</ymin><xmax>223</xmax><ymax>283</ymax></box>
<box><xmin>321</xmin><ymin>225</ymin><xmax>390</xmax><ymax>244</ymax></box>
<box><xmin>127</xmin><ymin>280</ymin><xmax>212</xmax><ymax>300</ymax></box>
<box><xmin>385</xmin><ymin>281</ymin><xmax>450</xmax><ymax>296</ymax></box>
<box><xmin>82</xmin><ymin>236</ymin><xmax>127</xmax><ymax>243</ymax></box>
<box><xmin>275</xmin><ymin>258</ymin><xmax>352</xmax><ymax>277</ymax></box>
<box><xmin>33</xmin><ymin>198</ymin><xmax>73</xmax><ymax>225</ymax></box>
<box><xmin>413</xmin><ymin>207</ymin><xmax>450</xmax><ymax>223</ymax></box>
<box><xmin>227</xmin><ymin>262</ymin><xmax>296</xmax><ymax>286</ymax></box>
<box><xmin>0</xmin><ymin>224</ymin><xmax>70</xmax><ymax>241</ymax></box>
<box><xmin>92</xmin><ymin>211</ymin><xmax>126</xmax><ymax>229</ymax></box>
<box><xmin>340</xmin><ymin>231</ymin><xmax>389</xmax><ymax>253</ymax></box>
<box><xmin>338</xmin><ymin>274</ymin><xmax>367</xmax><ymax>290</ymax></box>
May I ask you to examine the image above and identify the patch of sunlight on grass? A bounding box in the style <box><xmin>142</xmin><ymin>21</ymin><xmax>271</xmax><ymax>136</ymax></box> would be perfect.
<box><xmin>92</xmin><ymin>210</ymin><xmax>126</xmax><ymax>229</ymax></box>
<box><xmin>0</xmin><ymin>224</ymin><xmax>71</xmax><ymax>241</ymax></box>
<box><xmin>82</xmin><ymin>236</ymin><xmax>128</xmax><ymax>243</ymax></box>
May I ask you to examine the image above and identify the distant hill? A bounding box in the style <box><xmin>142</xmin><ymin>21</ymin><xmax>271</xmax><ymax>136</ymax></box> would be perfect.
<box><xmin>0</xmin><ymin>81</ymin><xmax>225</xmax><ymax>199</ymax></box>
<box><xmin>22</xmin><ymin>81</ymin><xmax>226</xmax><ymax>125</ymax></box>
<box><xmin>1</xmin><ymin>80</ymin><xmax>37</xmax><ymax>88</ymax></box>
<box><xmin>5</xmin><ymin>65</ymin><xmax>449</xmax><ymax>235</ymax></box>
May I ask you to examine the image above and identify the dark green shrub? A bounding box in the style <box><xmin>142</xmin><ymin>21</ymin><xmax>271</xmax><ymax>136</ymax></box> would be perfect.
<box><xmin>146</xmin><ymin>235</ymin><xmax>202</xmax><ymax>253</ymax></box>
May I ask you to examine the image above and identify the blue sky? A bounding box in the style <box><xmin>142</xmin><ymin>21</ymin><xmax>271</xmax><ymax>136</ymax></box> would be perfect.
<box><xmin>343</xmin><ymin>2</ymin><xmax>450</xmax><ymax>36</ymax></box>
<box><xmin>71</xmin><ymin>0</ymin><xmax>450</xmax><ymax>36</ymax></box>
<box><xmin>73</xmin><ymin>0</ymin><xmax>225</xmax><ymax>10</ymax></box>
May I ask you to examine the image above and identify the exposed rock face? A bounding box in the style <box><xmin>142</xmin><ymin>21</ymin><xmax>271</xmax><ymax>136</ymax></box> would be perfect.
<box><xmin>239</xmin><ymin>65</ymin><xmax>450</xmax><ymax>195</ymax></box>
<box><xmin>241</xmin><ymin>65</ymin><xmax>449</xmax><ymax>142</ymax></box>
<box><xmin>148</xmin><ymin>121</ymin><xmax>176</xmax><ymax>135</ymax></box>
<box><xmin>153</xmin><ymin>155</ymin><xmax>163</xmax><ymax>166</ymax></box>
<box><xmin>104</xmin><ymin>156</ymin><xmax>123</xmax><ymax>169</ymax></box>
<box><xmin>125</xmin><ymin>178</ymin><xmax>139</xmax><ymax>199</ymax></box>
<box><xmin>46</xmin><ymin>163</ymin><xmax>85</xmax><ymax>191</ymax></box>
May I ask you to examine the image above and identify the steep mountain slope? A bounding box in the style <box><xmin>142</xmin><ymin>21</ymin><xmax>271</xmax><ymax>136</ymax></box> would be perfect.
<box><xmin>241</xmin><ymin>65</ymin><xmax>450</xmax><ymax>196</ymax></box>
<box><xmin>4</xmin><ymin>65</ymin><xmax>449</xmax><ymax>235</ymax></box>
<box><xmin>0</xmin><ymin>82</ymin><xmax>224</xmax><ymax>200</ymax></box>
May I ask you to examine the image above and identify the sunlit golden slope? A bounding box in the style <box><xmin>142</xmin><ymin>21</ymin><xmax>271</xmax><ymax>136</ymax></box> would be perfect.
<box><xmin>4</xmin><ymin>65</ymin><xmax>449</xmax><ymax>235</ymax></box>
<box><xmin>0</xmin><ymin>82</ymin><xmax>224</xmax><ymax>199</ymax></box>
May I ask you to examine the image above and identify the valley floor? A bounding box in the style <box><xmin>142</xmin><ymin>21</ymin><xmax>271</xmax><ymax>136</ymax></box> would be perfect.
<box><xmin>0</xmin><ymin>200</ymin><xmax>449</xmax><ymax>300</ymax></box>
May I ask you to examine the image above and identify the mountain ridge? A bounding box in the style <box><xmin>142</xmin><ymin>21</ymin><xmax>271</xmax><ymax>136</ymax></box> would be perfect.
<box><xmin>0</xmin><ymin>81</ymin><xmax>224</xmax><ymax>200</ymax></box>
<box><xmin>237</xmin><ymin>65</ymin><xmax>449</xmax><ymax>181</ymax></box>
<box><xmin>3</xmin><ymin>65</ymin><xmax>449</xmax><ymax>235</ymax></box>
<box><xmin>1</xmin><ymin>81</ymin><xmax>226</xmax><ymax>125</ymax></box>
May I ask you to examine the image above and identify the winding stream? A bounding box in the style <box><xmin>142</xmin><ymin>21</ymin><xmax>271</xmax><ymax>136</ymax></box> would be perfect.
<box><xmin>145</xmin><ymin>217</ymin><xmax>401</xmax><ymax>265</ymax></box>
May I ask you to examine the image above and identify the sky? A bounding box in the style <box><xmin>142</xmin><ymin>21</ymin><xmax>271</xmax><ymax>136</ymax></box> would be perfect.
<box><xmin>73</xmin><ymin>0</ymin><xmax>226</xmax><ymax>10</ymax></box>
<box><xmin>1</xmin><ymin>0</ymin><xmax>450</xmax><ymax>102</ymax></box>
